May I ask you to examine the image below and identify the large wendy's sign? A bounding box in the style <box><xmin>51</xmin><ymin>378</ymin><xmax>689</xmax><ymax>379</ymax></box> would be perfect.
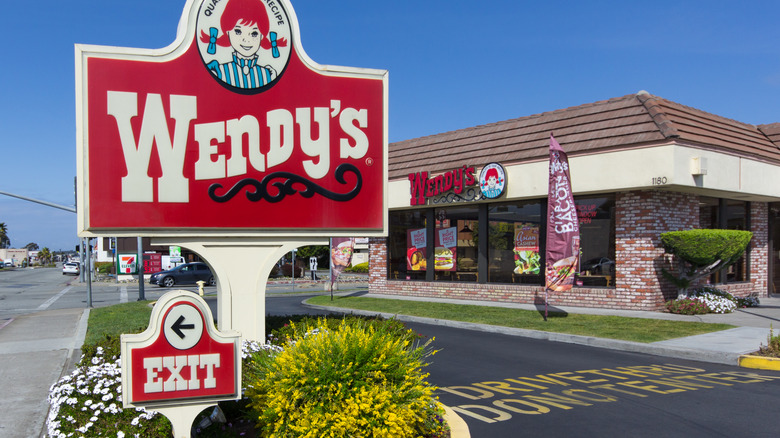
<box><xmin>76</xmin><ymin>0</ymin><xmax>387</xmax><ymax>236</ymax></box>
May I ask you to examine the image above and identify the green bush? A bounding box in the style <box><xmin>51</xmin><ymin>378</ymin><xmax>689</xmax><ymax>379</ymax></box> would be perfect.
<box><xmin>660</xmin><ymin>229</ymin><xmax>752</xmax><ymax>267</ymax></box>
<box><xmin>269</xmin><ymin>315</ymin><xmax>419</xmax><ymax>345</ymax></box>
<box><xmin>345</xmin><ymin>261</ymin><xmax>369</xmax><ymax>273</ymax></box>
<box><xmin>660</xmin><ymin>229</ymin><xmax>752</xmax><ymax>296</ymax></box>
<box><xmin>245</xmin><ymin>318</ymin><xmax>443</xmax><ymax>438</ymax></box>
<box><xmin>757</xmin><ymin>326</ymin><xmax>780</xmax><ymax>358</ymax></box>
<box><xmin>95</xmin><ymin>261</ymin><xmax>114</xmax><ymax>274</ymax></box>
<box><xmin>666</xmin><ymin>297</ymin><xmax>709</xmax><ymax>315</ymax></box>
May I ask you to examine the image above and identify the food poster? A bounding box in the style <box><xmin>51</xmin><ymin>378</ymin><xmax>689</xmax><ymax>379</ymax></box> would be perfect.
<box><xmin>435</xmin><ymin>227</ymin><xmax>457</xmax><ymax>271</ymax></box>
<box><xmin>514</xmin><ymin>223</ymin><xmax>540</xmax><ymax>275</ymax></box>
<box><xmin>331</xmin><ymin>237</ymin><xmax>355</xmax><ymax>279</ymax></box>
<box><xmin>407</xmin><ymin>228</ymin><xmax>427</xmax><ymax>271</ymax></box>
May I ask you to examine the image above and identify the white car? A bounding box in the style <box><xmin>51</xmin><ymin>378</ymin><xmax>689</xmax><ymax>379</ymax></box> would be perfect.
<box><xmin>62</xmin><ymin>262</ymin><xmax>80</xmax><ymax>275</ymax></box>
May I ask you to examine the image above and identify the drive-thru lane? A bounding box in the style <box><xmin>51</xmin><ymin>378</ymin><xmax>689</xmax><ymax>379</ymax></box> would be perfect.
<box><xmin>406</xmin><ymin>321</ymin><xmax>780</xmax><ymax>438</ymax></box>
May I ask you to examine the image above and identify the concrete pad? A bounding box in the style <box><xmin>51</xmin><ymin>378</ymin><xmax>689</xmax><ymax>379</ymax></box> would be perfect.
<box><xmin>651</xmin><ymin>326</ymin><xmax>772</xmax><ymax>355</ymax></box>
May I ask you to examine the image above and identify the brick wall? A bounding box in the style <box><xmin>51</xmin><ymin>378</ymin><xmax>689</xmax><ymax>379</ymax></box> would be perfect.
<box><xmin>748</xmin><ymin>202</ymin><xmax>769</xmax><ymax>297</ymax></box>
<box><xmin>614</xmin><ymin>190</ymin><xmax>699</xmax><ymax>309</ymax></box>
<box><xmin>368</xmin><ymin>193</ymin><xmax>770</xmax><ymax>310</ymax></box>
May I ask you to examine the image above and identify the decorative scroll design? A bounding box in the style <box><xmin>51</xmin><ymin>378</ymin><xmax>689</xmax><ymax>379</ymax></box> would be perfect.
<box><xmin>208</xmin><ymin>163</ymin><xmax>362</xmax><ymax>203</ymax></box>
<box><xmin>432</xmin><ymin>187</ymin><xmax>483</xmax><ymax>205</ymax></box>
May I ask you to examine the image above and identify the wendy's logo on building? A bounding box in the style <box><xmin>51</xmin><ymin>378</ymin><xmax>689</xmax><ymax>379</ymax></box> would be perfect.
<box><xmin>479</xmin><ymin>163</ymin><xmax>506</xmax><ymax>199</ymax></box>
<box><xmin>197</xmin><ymin>0</ymin><xmax>292</xmax><ymax>94</ymax></box>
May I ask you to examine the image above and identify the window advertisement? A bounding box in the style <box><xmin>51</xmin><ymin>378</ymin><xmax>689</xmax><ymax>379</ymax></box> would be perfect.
<box><xmin>407</xmin><ymin>228</ymin><xmax>427</xmax><ymax>271</ymax></box>
<box><xmin>575</xmin><ymin>196</ymin><xmax>616</xmax><ymax>287</ymax></box>
<box><xmin>435</xmin><ymin>227</ymin><xmax>457</xmax><ymax>271</ymax></box>
<box><xmin>514</xmin><ymin>223</ymin><xmax>540</xmax><ymax>275</ymax></box>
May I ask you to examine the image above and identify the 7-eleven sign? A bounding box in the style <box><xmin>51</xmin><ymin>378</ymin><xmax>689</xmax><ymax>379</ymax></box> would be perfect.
<box><xmin>118</xmin><ymin>254</ymin><xmax>138</xmax><ymax>274</ymax></box>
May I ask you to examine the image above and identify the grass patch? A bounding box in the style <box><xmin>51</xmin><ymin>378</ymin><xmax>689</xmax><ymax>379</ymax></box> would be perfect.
<box><xmin>306</xmin><ymin>296</ymin><xmax>735</xmax><ymax>343</ymax></box>
<box><xmin>84</xmin><ymin>300</ymin><xmax>154</xmax><ymax>345</ymax></box>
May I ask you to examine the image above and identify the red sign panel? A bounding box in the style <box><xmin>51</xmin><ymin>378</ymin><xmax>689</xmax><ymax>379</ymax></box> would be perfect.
<box><xmin>77</xmin><ymin>0</ymin><xmax>387</xmax><ymax>236</ymax></box>
<box><xmin>121</xmin><ymin>292</ymin><xmax>240</xmax><ymax>407</ymax></box>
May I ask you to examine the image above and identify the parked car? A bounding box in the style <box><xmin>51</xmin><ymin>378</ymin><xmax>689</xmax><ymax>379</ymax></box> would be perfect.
<box><xmin>149</xmin><ymin>262</ymin><xmax>215</xmax><ymax>288</ymax></box>
<box><xmin>580</xmin><ymin>257</ymin><xmax>615</xmax><ymax>275</ymax></box>
<box><xmin>62</xmin><ymin>262</ymin><xmax>80</xmax><ymax>275</ymax></box>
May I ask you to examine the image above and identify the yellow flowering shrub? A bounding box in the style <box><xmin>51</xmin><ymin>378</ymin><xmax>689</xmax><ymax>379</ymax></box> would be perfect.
<box><xmin>246</xmin><ymin>318</ymin><xmax>441</xmax><ymax>437</ymax></box>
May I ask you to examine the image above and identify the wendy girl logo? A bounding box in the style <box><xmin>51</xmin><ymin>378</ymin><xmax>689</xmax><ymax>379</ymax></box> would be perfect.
<box><xmin>479</xmin><ymin>163</ymin><xmax>506</xmax><ymax>199</ymax></box>
<box><xmin>197</xmin><ymin>0</ymin><xmax>292</xmax><ymax>93</ymax></box>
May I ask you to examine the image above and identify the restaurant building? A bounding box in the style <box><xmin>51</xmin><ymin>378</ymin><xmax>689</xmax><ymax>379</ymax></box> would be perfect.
<box><xmin>367</xmin><ymin>91</ymin><xmax>780</xmax><ymax>310</ymax></box>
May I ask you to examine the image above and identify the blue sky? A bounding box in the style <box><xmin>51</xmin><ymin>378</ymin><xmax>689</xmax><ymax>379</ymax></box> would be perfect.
<box><xmin>2</xmin><ymin>0</ymin><xmax>780</xmax><ymax>252</ymax></box>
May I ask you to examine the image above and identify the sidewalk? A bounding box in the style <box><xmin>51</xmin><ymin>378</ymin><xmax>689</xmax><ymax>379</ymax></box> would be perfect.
<box><xmin>3</xmin><ymin>293</ymin><xmax>778</xmax><ymax>437</ymax></box>
<box><xmin>0</xmin><ymin>307</ymin><xmax>89</xmax><ymax>438</ymax></box>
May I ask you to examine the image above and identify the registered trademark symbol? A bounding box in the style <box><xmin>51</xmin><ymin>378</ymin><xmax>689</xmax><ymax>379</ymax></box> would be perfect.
<box><xmin>366</xmin><ymin>157</ymin><xmax>374</xmax><ymax>166</ymax></box>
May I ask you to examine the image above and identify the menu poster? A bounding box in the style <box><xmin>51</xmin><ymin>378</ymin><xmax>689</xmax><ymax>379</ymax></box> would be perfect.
<box><xmin>514</xmin><ymin>223</ymin><xmax>540</xmax><ymax>275</ymax></box>
<box><xmin>407</xmin><ymin>228</ymin><xmax>427</xmax><ymax>271</ymax></box>
<box><xmin>435</xmin><ymin>227</ymin><xmax>457</xmax><ymax>271</ymax></box>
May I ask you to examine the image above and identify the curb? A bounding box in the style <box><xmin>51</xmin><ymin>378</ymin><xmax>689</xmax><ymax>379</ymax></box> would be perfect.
<box><xmin>441</xmin><ymin>404</ymin><xmax>470</xmax><ymax>438</ymax></box>
<box><xmin>738</xmin><ymin>355</ymin><xmax>780</xmax><ymax>371</ymax></box>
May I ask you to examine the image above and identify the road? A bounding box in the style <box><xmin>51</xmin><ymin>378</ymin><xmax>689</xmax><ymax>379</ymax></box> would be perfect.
<box><xmin>2</xmin><ymin>267</ymin><xmax>780</xmax><ymax>437</ymax></box>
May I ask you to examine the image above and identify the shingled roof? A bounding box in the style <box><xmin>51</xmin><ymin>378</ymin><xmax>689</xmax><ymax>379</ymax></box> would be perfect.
<box><xmin>389</xmin><ymin>91</ymin><xmax>780</xmax><ymax>180</ymax></box>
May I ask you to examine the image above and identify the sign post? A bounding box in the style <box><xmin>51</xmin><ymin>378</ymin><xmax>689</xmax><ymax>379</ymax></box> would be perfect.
<box><xmin>121</xmin><ymin>290</ymin><xmax>241</xmax><ymax>437</ymax></box>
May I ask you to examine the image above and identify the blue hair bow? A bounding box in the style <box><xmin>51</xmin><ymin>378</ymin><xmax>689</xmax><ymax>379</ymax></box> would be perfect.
<box><xmin>207</xmin><ymin>27</ymin><xmax>218</xmax><ymax>54</ymax></box>
<box><xmin>270</xmin><ymin>32</ymin><xmax>280</xmax><ymax>58</ymax></box>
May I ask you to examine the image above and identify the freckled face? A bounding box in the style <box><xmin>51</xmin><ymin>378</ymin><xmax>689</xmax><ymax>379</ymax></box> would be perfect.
<box><xmin>488</xmin><ymin>176</ymin><xmax>497</xmax><ymax>188</ymax></box>
<box><xmin>228</xmin><ymin>21</ymin><xmax>262</xmax><ymax>57</ymax></box>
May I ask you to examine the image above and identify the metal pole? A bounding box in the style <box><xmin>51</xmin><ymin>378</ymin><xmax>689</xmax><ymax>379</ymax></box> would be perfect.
<box><xmin>79</xmin><ymin>239</ymin><xmax>86</xmax><ymax>283</ymax></box>
<box><xmin>85</xmin><ymin>238</ymin><xmax>92</xmax><ymax>308</ymax></box>
<box><xmin>292</xmin><ymin>249</ymin><xmax>296</xmax><ymax>293</ymax></box>
<box><xmin>329</xmin><ymin>238</ymin><xmax>334</xmax><ymax>301</ymax></box>
<box><xmin>137</xmin><ymin>236</ymin><xmax>145</xmax><ymax>301</ymax></box>
<box><xmin>113</xmin><ymin>237</ymin><xmax>118</xmax><ymax>284</ymax></box>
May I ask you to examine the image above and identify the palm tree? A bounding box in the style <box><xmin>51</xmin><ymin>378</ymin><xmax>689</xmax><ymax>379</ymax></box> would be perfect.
<box><xmin>38</xmin><ymin>247</ymin><xmax>52</xmax><ymax>266</ymax></box>
<box><xmin>0</xmin><ymin>222</ymin><xmax>9</xmax><ymax>249</ymax></box>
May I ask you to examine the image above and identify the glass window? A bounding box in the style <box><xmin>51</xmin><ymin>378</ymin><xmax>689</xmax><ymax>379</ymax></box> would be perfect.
<box><xmin>575</xmin><ymin>196</ymin><xmax>616</xmax><ymax>288</ymax></box>
<box><xmin>726</xmin><ymin>200</ymin><xmax>748</xmax><ymax>282</ymax></box>
<box><xmin>698</xmin><ymin>197</ymin><xmax>748</xmax><ymax>283</ymax></box>
<box><xmin>488</xmin><ymin>201</ymin><xmax>542</xmax><ymax>284</ymax></box>
<box><xmin>434</xmin><ymin>206</ymin><xmax>479</xmax><ymax>282</ymax></box>
<box><xmin>388</xmin><ymin>210</ymin><xmax>427</xmax><ymax>280</ymax></box>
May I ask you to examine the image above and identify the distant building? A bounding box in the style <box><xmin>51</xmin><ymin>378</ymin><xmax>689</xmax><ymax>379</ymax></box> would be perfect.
<box><xmin>0</xmin><ymin>248</ymin><xmax>29</xmax><ymax>266</ymax></box>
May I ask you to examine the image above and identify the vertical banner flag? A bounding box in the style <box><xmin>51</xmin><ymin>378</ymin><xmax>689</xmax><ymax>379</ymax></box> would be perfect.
<box><xmin>331</xmin><ymin>237</ymin><xmax>355</xmax><ymax>280</ymax></box>
<box><xmin>545</xmin><ymin>134</ymin><xmax>580</xmax><ymax>293</ymax></box>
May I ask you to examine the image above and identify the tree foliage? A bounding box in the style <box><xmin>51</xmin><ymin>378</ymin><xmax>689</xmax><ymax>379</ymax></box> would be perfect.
<box><xmin>660</xmin><ymin>229</ymin><xmax>752</xmax><ymax>297</ymax></box>
<box><xmin>38</xmin><ymin>247</ymin><xmax>52</xmax><ymax>266</ymax></box>
<box><xmin>0</xmin><ymin>222</ymin><xmax>9</xmax><ymax>249</ymax></box>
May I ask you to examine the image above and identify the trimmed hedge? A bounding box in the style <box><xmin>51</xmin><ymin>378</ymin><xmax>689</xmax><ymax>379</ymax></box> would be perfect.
<box><xmin>660</xmin><ymin>229</ymin><xmax>752</xmax><ymax>268</ymax></box>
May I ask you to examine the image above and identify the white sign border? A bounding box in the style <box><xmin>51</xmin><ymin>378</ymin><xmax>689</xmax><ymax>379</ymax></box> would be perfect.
<box><xmin>120</xmin><ymin>290</ymin><xmax>241</xmax><ymax>409</ymax></box>
<box><xmin>75</xmin><ymin>0</ymin><xmax>389</xmax><ymax>239</ymax></box>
